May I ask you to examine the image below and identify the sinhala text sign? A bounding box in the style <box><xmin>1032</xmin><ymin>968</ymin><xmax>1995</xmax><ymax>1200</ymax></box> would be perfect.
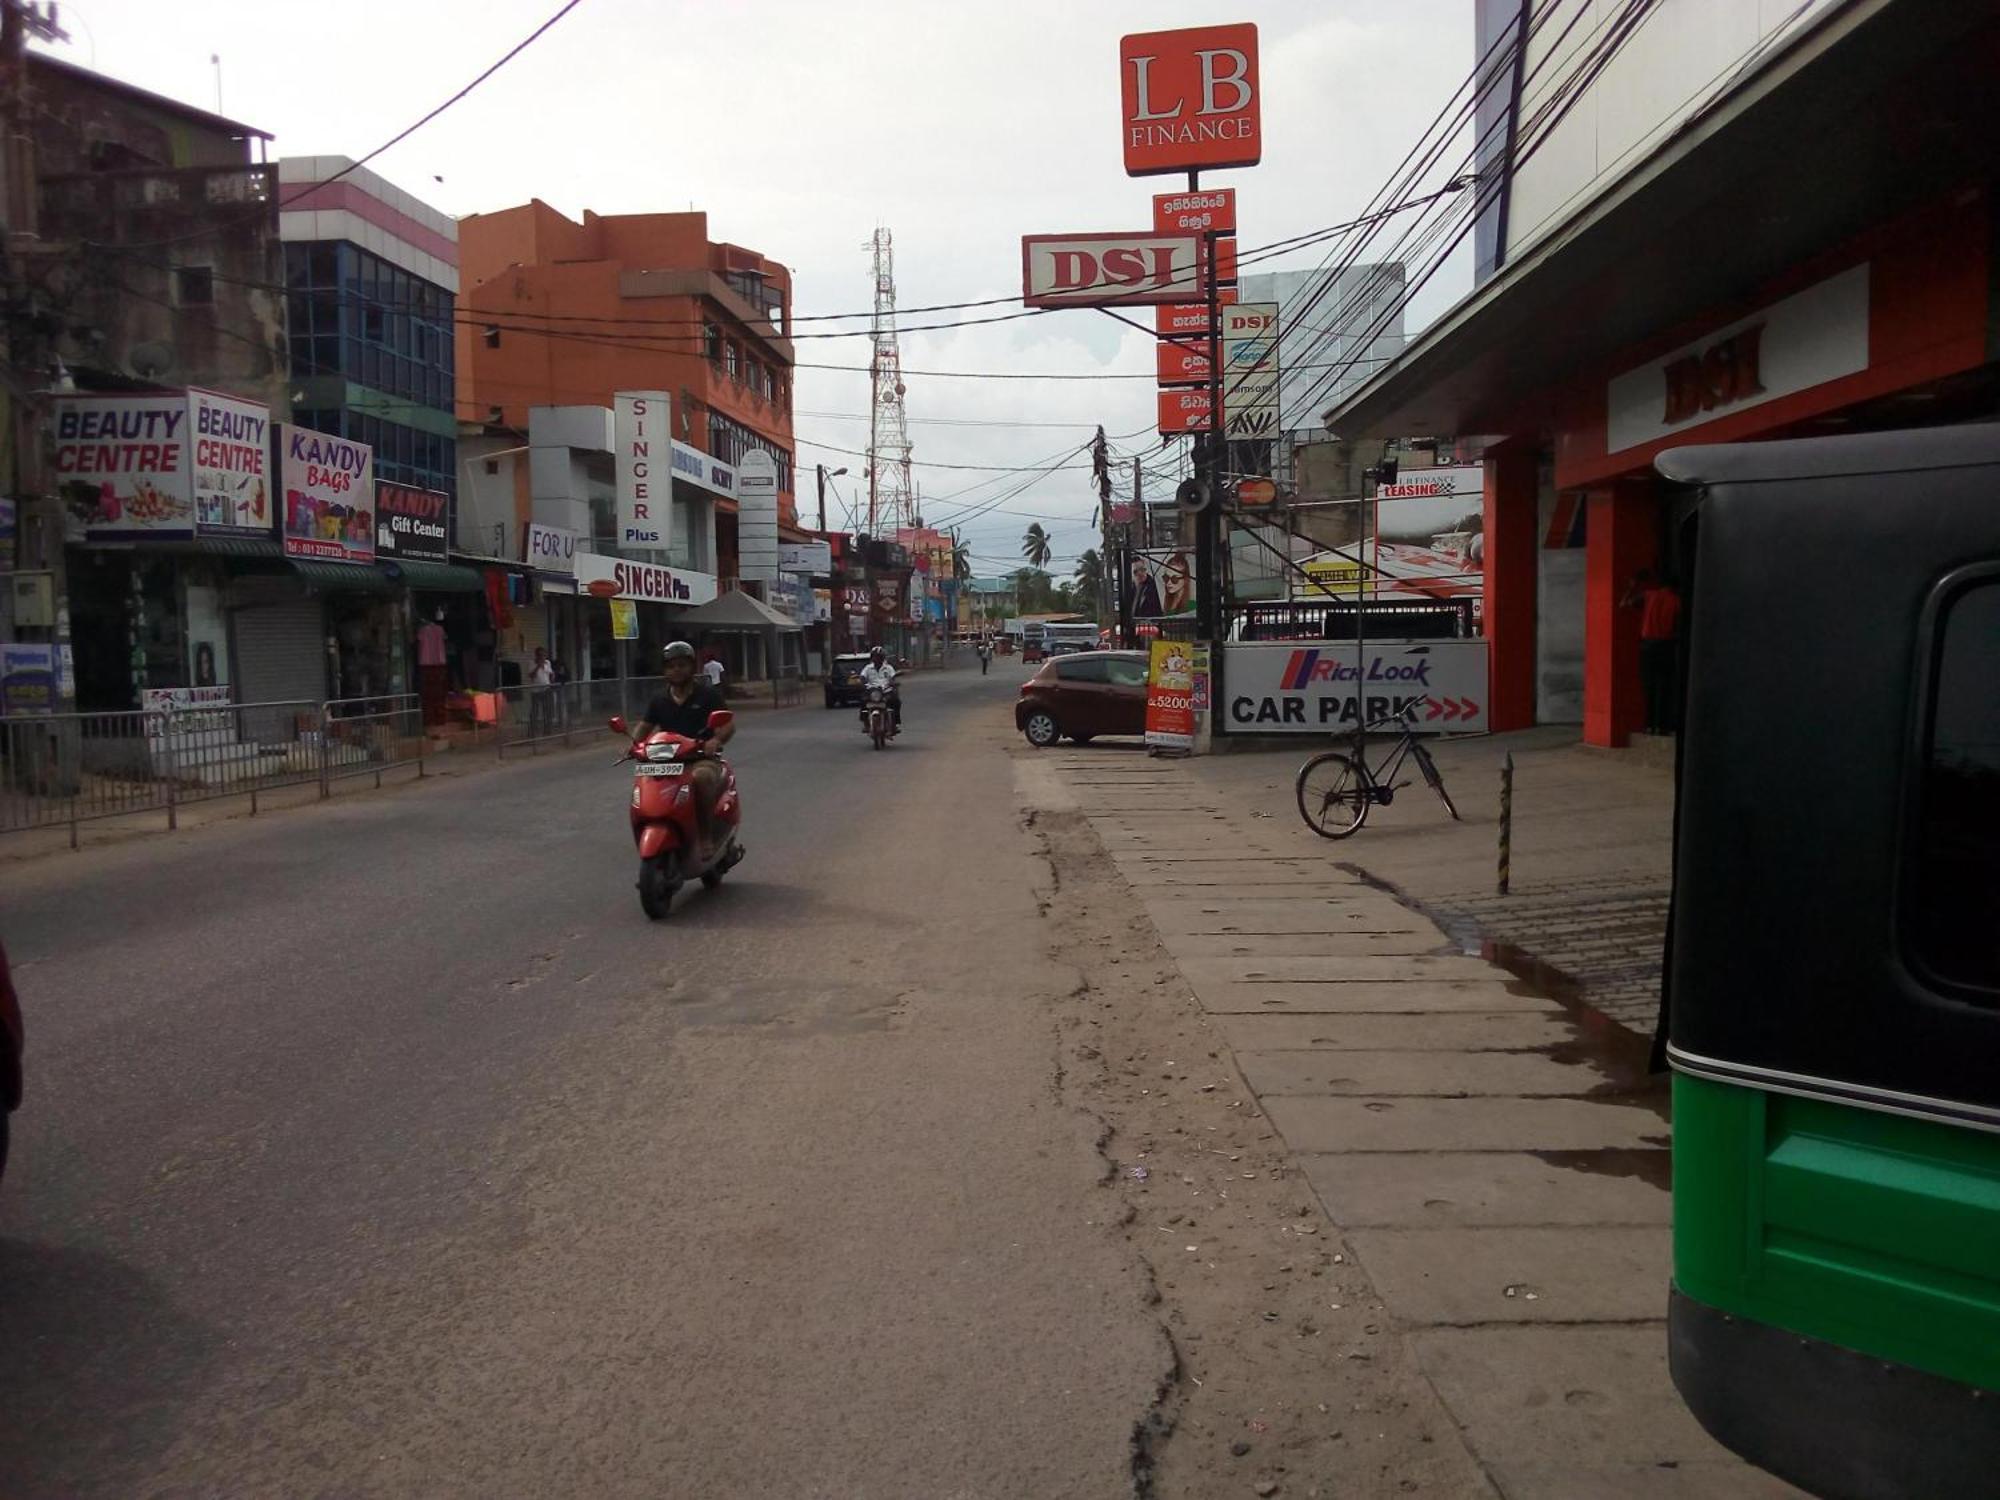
<box><xmin>1221</xmin><ymin>641</ymin><xmax>1488</xmax><ymax>733</ymax></box>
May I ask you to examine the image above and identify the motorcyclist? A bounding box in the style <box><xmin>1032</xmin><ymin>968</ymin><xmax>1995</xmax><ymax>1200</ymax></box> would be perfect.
<box><xmin>859</xmin><ymin>645</ymin><xmax>902</xmax><ymax>736</ymax></box>
<box><xmin>630</xmin><ymin>641</ymin><xmax>735</xmax><ymax>859</ymax></box>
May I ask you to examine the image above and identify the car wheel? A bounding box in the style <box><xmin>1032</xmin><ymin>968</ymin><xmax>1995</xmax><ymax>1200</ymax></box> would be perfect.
<box><xmin>1023</xmin><ymin>710</ymin><xmax>1060</xmax><ymax>748</ymax></box>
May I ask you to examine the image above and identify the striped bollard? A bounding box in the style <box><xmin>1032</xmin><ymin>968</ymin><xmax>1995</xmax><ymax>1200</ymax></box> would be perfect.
<box><xmin>1498</xmin><ymin>751</ymin><xmax>1514</xmax><ymax>896</ymax></box>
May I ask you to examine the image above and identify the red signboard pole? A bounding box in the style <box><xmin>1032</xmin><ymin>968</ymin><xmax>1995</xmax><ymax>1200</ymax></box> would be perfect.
<box><xmin>1197</xmin><ymin>219</ymin><xmax>1221</xmax><ymax>645</ymax></box>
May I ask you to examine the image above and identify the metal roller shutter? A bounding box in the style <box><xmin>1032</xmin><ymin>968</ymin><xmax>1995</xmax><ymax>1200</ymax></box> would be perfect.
<box><xmin>233</xmin><ymin>600</ymin><xmax>326</xmax><ymax>707</ymax></box>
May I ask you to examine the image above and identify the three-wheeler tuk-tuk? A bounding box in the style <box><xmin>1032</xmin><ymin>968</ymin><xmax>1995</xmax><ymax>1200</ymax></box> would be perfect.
<box><xmin>1661</xmin><ymin>423</ymin><xmax>2000</xmax><ymax>1499</ymax></box>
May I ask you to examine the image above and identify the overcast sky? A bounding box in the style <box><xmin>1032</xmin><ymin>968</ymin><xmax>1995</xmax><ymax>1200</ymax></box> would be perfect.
<box><xmin>43</xmin><ymin>0</ymin><xmax>1474</xmax><ymax>574</ymax></box>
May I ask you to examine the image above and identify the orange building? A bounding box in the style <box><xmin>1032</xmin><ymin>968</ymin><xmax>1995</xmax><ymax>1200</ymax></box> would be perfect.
<box><xmin>456</xmin><ymin>201</ymin><xmax>799</xmax><ymax>549</ymax></box>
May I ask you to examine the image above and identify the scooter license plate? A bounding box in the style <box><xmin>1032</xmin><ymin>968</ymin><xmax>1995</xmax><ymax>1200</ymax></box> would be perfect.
<box><xmin>636</xmin><ymin>762</ymin><xmax>687</xmax><ymax>776</ymax></box>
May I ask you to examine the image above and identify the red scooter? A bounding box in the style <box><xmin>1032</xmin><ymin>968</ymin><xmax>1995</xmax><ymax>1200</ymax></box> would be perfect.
<box><xmin>608</xmin><ymin>712</ymin><xmax>744</xmax><ymax>920</ymax></box>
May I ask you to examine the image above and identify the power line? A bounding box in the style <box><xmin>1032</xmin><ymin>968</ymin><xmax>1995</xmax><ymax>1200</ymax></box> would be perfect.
<box><xmin>90</xmin><ymin>0</ymin><xmax>590</xmax><ymax>255</ymax></box>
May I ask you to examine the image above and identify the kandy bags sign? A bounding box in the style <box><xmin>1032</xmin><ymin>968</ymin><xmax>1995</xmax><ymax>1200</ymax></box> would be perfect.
<box><xmin>279</xmin><ymin>425</ymin><xmax>374</xmax><ymax>563</ymax></box>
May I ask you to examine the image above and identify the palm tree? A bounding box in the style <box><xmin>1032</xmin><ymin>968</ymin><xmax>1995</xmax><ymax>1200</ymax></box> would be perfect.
<box><xmin>952</xmin><ymin>539</ymin><xmax>973</xmax><ymax>582</ymax></box>
<box><xmin>1073</xmin><ymin>548</ymin><xmax>1104</xmax><ymax>618</ymax></box>
<box><xmin>1021</xmin><ymin>523</ymin><xmax>1053</xmax><ymax>570</ymax></box>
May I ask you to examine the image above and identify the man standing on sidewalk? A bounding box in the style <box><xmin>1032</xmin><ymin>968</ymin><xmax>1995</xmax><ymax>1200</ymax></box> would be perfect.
<box><xmin>1624</xmin><ymin>570</ymin><xmax>1683</xmax><ymax>735</ymax></box>
<box><xmin>527</xmin><ymin>647</ymin><xmax>556</xmax><ymax>738</ymax></box>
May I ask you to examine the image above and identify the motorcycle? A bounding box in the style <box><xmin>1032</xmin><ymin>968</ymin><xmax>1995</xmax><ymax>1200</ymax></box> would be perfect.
<box><xmin>862</xmin><ymin>685</ymin><xmax>894</xmax><ymax>750</ymax></box>
<box><xmin>608</xmin><ymin>712</ymin><xmax>744</xmax><ymax>920</ymax></box>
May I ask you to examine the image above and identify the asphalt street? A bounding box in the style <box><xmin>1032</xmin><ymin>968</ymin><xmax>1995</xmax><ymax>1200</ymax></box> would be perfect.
<box><xmin>0</xmin><ymin>658</ymin><xmax>1167</xmax><ymax>1499</ymax></box>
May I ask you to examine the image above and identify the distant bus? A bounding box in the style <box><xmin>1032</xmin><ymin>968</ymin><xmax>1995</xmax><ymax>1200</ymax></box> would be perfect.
<box><xmin>1043</xmin><ymin>623</ymin><xmax>1101</xmax><ymax>655</ymax></box>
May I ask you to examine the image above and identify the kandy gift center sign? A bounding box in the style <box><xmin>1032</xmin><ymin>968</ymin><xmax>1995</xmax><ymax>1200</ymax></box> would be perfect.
<box><xmin>1120</xmin><ymin>24</ymin><xmax>1261</xmax><ymax>176</ymax></box>
<box><xmin>1221</xmin><ymin>641</ymin><xmax>1488</xmax><ymax>733</ymax></box>
<box><xmin>614</xmin><ymin>391</ymin><xmax>670</xmax><ymax>549</ymax></box>
<box><xmin>574</xmin><ymin>550</ymin><xmax>718</xmax><ymax>606</ymax></box>
<box><xmin>279</xmin><ymin>425</ymin><xmax>374</xmax><ymax>563</ymax></box>
<box><xmin>375</xmin><ymin>483</ymin><xmax>449</xmax><ymax>563</ymax></box>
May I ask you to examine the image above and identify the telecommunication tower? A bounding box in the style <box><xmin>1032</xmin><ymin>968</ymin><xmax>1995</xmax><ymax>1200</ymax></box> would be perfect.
<box><xmin>866</xmin><ymin>227</ymin><xmax>915</xmax><ymax>534</ymax></box>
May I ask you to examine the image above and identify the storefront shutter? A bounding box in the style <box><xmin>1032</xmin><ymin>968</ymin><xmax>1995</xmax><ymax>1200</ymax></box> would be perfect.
<box><xmin>233</xmin><ymin>600</ymin><xmax>327</xmax><ymax>707</ymax></box>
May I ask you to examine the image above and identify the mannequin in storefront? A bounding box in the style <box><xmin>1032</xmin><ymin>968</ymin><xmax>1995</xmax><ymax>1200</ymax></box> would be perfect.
<box><xmin>417</xmin><ymin>607</ymin><xmax>448</xmax><ymax>727</ymax></box>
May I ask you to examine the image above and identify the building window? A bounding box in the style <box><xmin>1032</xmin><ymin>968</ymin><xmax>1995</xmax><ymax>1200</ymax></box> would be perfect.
<box><xmin>725</xmin><ymin>341</ymin><xmax>739</xmax><ymax>381</ymax></box>
<box><xmin>705</xmin><ymin>322</ymin><xmax>722</xmax><ymax>363</ymax></box>
<box><xmin>1906</xmin><ymin>577</ymin><xmax>2000</xmax><ymax>999</ymax></box>
<box><xmin>174</xmin><ymin>265</ymin><xmax>215</xmax><ymax>306</ymax></box>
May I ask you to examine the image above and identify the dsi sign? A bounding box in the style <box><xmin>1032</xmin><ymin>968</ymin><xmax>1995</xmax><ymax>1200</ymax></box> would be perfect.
<box><xmin>1220</xmin><ymin>641</ymin><xmax>1488</xmax><ymax>733</ymax></box>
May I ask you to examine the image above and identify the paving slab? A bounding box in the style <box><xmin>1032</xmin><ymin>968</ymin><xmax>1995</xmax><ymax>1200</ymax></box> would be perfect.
<box><xmin>1136</xmin><ymin>900</ymin><xmax>1433</xmax><ymax>934</ymax></box>
<box><xmin>1118</xmin><ymin>865</ymin><xmax>1362</xmax><ymax>888</ymax></box>
<box><xmin>1264</xmin><ymin>1095</ymin><xmax>1669</xmax><ymax>1153</ymax></box>
<box><xmin>1409</xmin><ymin>1326</ymin><xmax>1764</xmax><ymax>1473</ymax></box>
<box><xmin>1156</xmin><ymin>930</ymin><xmax>1449</xmax><ymax>961</ymax></box>
<box><xmin>1486</xmin><ymin>1462</ymin><xmax>1808</xmax><ymax>1499</ymax></box>
<box><xmin>1212</xmin><ymin>1011</ymin><xmax>1577</xmax><ymax>1052</ymax></box>
<box><xmin>1298</xmin><ymin>1150</ymin><xmax>1672</xmax><ymax>1228</ymax></box>
<box><xmin>1193</xmin><ymin>980</ymin><xmax>1550</xmax><ymax>1015</ymax></box>
<box><xmin>1179</xmin><ymin>953</ymin><xmax>1503</xmax><ymax>984</ymax></box>
<box><xmin>1350</xmin><ymin>1226</ymin><xmax>1670</xmax><ymax>1325</ymax></box>
<box><xmin>1236</xmin><ymin>1048</ymin><xmax>1628</xmax><ymax>1098</ymax></box>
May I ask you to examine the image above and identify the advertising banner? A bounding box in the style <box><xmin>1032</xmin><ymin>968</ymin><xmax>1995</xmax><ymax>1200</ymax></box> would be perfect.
<box><xmin>842</xmin><ymin>585</ymin><xmax>870</xmax><ymax>616</ymax></box>
<box><xmin>1154</xmin><ymin>288</ymin><xmax>1236</xmax><ymax>338</ymax></box>
<box><xmin>736</xmin><ymin>448</ymin><xmax>779</xmax><ymax>584</ymax></box>
<box><xmin>0</xmin><ymin>642</ymin><xmax>54</xmax><ymax>715</ymax></box>
<box><xmin>278</xmin><ymin>425</ymin><xmax>374</xmax><ymax>563</ymax></box>
<box><xmin>1372</xmin><ymin>464</ymin><xmax>1484</xmax><ymax>604</ymax></box>
<box><xmin>608</xmin><ymin>599</ymin><xmax>638</xmax><ymax>640</ymax></box>
<box><xmin>574</xmin><ymin>550</ymin><xmax>718</xmax><ymax>606</ymax></box>
<box><xmin>1158</xmin><ymin>385</ymin><xmax>1211</xmax><ymax>434</ymax></box>
<box><xmin>779</xmin><ymin>539</ymin><xmax>832</xmax><ymax>574</ymax></box>
<box><xmin>1297</xmin><ymin>551</ymin><xmax>1369</xmax><ymax>597</ymax></box>
<box><xmin>614</xmin><ymin>390</ymin><xmax>670</xmax><ymax>549</ymax></box>
<box><xmin>523</xmin><ymin>522</ymin><xmax>578</xmax><ymax>574</ymax></box>
<box><xmin>872</xmin><ymin>575</ymin><xmax>905</xmax><ymax>623</ymax></box>
<box><xmin>1221</xmin><ymin>640</ymin><xmax>1488</xmax><ymax>733</ymax></box>
<box><xmin>54</xmin><ymin>394</ymin><xmax>196</xmax><ymax>541</ymax></box>
<box><xmin>1221</xmin><ymin>302</ymin><xmax>1280</xmax><ymax>440</ymax></box>
<box><xmin>812</xmin><ymin>587</ymin><xmax>832</xmax><ymax>623</ymax></box>
<box><xmin>1157</xmin><ymin>340</ymin><xmax>1212</xmax><ymax>386</ymax></box>
<box><xmin>1120</xmin><ymin>24</ymin><xmax>1262</xmax><ymax>176</ymax></box>
<box><xmin>1145</xmin><ymin>639</ymin><xmax>1197</xmax><ymax>750</ymax></box>
<box><xmin>375</xmin><ymin>482</ymin><xmax>449</xmax><ymax>562</ymax></box>
<box><xmin>190</xmin><ymin>389</ymin><xmax>272</xmax><ymax>536</ymax></box>
<box><xmin>669</xmin><ymin>439</ymin><xmax>735</xmax><ymax>500</ymax></box>
<box><xmin>1131</xmin><ymin>547</ymin><xmax>1196</xmax><ymax>619</ymax></box>
<box><xmin>0</xmin><ymin>497</ymin><xmax>14</xmax><ymax>571</ymax></box>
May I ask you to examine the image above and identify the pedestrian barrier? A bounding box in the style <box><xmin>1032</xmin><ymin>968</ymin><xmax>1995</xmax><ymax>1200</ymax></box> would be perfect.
<box><xmin>772</xmin><ymin>673</ymin><xmax>806</xmax><ymax>708</ymax></box>
<box><xmin>319</xmin><ymin>695</ymin><xmax>426</xmax><ymax>791</ymax></box>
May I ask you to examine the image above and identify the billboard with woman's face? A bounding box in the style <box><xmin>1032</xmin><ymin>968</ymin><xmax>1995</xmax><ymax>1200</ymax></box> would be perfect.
<box><xmin>1132</xmin><ymin>548</ymin><xmax>1196</xmax><ymax>618</ymax></box>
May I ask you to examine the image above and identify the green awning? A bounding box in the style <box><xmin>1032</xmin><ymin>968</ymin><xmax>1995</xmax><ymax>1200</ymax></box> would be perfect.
<box><xmin>385</xmin><ymin>560</ymin><xmax>484</xmax><ymax>592</ymax></box>
<box><xmin>291</xmin><ymin>559</ymin><xmax>394</xmax><ymax>594</ymax></box>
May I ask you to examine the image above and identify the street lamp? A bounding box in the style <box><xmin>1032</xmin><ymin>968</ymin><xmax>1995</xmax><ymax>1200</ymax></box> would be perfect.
<box><xmin>816</xmin><ymin>464</ymin><xmax>848</xmax><ymax>533</ymax></box>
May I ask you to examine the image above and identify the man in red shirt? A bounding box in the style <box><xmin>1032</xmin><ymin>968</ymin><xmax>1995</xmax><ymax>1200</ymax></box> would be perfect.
<box><xmin>1624</xmin><ymin>570</ymin><xmax>1683</xmax><ymax>735</ymax></box>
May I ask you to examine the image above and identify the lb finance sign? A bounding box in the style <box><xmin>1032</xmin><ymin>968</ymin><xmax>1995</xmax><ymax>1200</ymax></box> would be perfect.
<box><xmin>1120</xmin><ymin>24</ymin><xmax>1261</xmax><ymax>176</ymax></box>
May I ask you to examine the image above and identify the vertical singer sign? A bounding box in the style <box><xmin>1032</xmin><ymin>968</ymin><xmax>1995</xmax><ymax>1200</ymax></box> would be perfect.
<box><xmin>614</xmin><ymin>391</ymin><xmax>669</xmax><ymax>549</ymax></box>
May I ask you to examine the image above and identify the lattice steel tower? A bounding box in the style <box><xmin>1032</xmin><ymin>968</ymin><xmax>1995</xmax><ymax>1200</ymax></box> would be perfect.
<box><xmin>866</xmin><ymin>227</ymin><xmax>914</xmax><ymax>534</ymax></box>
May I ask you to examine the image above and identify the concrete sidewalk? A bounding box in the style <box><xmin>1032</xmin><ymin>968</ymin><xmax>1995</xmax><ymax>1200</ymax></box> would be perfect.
<box><xmin>1035</xmin><ymin>741</ymin><xmax>1800</xmax><ymax>1498</ymax></box>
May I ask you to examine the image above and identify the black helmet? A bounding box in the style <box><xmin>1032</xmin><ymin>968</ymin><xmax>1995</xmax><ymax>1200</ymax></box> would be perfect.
<box><xmin>663</xmin><ymin>641</ymin><xmax>697</xmax><ymax>665</ymax></box>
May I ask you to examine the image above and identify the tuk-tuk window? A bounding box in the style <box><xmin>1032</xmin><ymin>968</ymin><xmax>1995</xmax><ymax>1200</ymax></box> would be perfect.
<box><xmin>1908</xmin><ymin>580</ymin><xmax>2000</xmax><ymax>998</ymax></box>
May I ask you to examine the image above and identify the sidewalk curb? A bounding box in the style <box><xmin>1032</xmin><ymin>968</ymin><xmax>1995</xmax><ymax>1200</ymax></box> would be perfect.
<box><xmin>1034</xmin><ymin>748</ymin><xmax>1804</xmax><ymax>1499</ymax></box>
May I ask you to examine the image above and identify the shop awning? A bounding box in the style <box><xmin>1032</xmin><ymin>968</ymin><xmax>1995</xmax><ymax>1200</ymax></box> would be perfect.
<box><xmin>384</xmin><ymin>560</ymin><xmax>484</xmax><ymax>592</ymax></box>
<box><xmin>131</xmin><ymin>534</ymin><xmax>286</xmax><ymax>560</ymax></box>
<box><xmin>291</xmin><ymin>559</ymin><xmax>394</xmax><ymax>593</ymax></box>
<box><xmin>1320</xmin><ymin>0</ymin><xmax>1993</xmax><ymax>443</ymax></box>
<box><xmin>673</xmin><ymin>588</ymin><xmax>804</xmax><ymax>634</ymax></box>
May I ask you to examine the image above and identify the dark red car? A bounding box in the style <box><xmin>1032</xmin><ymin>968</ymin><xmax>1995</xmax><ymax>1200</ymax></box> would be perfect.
<box><xmin>1016</xmin><ymin>650</ymin><xmax>1150</xmax><ymax>747</ymax></box>
<box><xmin>0</xmin><ymin>936</ymin><xmax>19</xmax><ymax>1182</ymax></box>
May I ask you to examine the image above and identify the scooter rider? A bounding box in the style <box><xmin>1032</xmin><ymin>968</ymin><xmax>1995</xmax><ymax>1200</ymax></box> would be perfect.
<box><xmin>632</xmin><ymin>642</ymin><xmax>735</xmax><ymax>858</ymax></box>
<box><xmin>859</xmin><ymin>645</ymin><xmax>902</xmax><ymax>735</ymax></box>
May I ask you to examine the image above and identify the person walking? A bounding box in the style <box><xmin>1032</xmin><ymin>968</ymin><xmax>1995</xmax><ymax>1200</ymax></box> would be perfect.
<box><xmin>1624</xmin><ymin>570</ymin><xmax>1683</xmax><ymax>735</ymax></box>
<box><xmin>977</xmin><ymin>637</ymin><xmax>993</xmax><ymax>675</ymax></box>
<box><xmin>527</xmin><ymin>646</ymin><xmax>556</xmax><ymax>738</ymax></box>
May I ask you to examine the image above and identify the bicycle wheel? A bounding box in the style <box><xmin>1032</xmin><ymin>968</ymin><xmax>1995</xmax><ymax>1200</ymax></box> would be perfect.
<box><xmin>1412</xmin><ymin>743</ymin><xmax>1461</xmax><ymax>821</ymax></box>
<box><xmin>1296</xmin><ymin>751</ymin><xmax>1370</xmax><ymax>838</ymax></box>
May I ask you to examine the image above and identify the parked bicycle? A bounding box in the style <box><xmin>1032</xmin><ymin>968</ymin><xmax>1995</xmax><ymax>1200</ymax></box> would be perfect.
<box><xmin>1295</xmin><ymin>698</ymin><xmax>1461</xmax><ymax>837</ymax></box>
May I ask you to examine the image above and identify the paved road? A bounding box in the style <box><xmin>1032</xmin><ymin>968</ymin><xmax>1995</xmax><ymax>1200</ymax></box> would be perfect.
<box><xmin>0</xmin><ymin>660</ymin><xmax>1164</xmax><ymax>1498</ymax></box>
